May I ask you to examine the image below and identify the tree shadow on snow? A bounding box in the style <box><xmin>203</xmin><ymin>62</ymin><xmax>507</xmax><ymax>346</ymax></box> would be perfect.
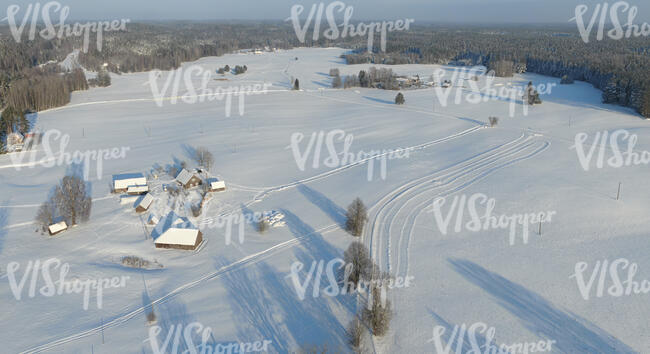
<box><xmin>363</xmin><ymin>96</ymin><xmax>394</xmax><ymax>105</ymax></box>
<box><xmin>448</xmin><ymin>258</ymin><xmax>636</xmax><ymax>353</ymax></box>
<box><xmin>297</xmin><ymin>184</ymin><xmax>347</xmax><ymax>229</ymax></box>
<box><xmin>427</xmin><ymin>309</ymin><xmax>504</xmax><ymax>352</ymax></box>
<box><xmin>0</xmin><ymin>205</ymin><xmax>8</xmax><ymax>256</ymax></box>
<box><xmin>216</xmin><ymin>257</ymin><xmax>347</xmax><ymax>352</ymax></box>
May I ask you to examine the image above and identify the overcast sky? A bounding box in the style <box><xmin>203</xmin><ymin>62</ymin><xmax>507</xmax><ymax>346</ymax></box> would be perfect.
<box><xmin>2</xmin><ymin>0</ymin><xmax>649</xmax><ymax>23</ymax></box>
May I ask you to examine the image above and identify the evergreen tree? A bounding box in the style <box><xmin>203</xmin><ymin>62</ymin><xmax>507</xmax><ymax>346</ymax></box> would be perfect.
<box><xmin>395</xmin><ymin>92</ymin><xmax>405</xmax><ymax>105</ymax></box>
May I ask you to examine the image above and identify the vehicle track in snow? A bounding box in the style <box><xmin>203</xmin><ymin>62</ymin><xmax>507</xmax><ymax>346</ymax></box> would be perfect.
<box><xmin>363</xmin><ymin>133</ymin><xmax>550</xmax><ymax>277</ymax></box>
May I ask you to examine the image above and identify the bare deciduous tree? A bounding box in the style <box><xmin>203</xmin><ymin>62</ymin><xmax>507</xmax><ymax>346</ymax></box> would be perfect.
<box><xmin>194</xmin><ymin>146</ymin><xmax>214</xmax><ymax>171</ymax></box>
<box><xmin>345</xmin><ymin>198</ymin><xmax>367</xmax><ymax>236</ymax></box>
<box><xmin>348</xmin><ymin>317</ymin><xmax>363</xmax><ymax>350</ymax></box>
<box><xmin>342</xmin><ymin>242</ymin><xmax>373</xmax><ymax>288</ymax></box>
<box><xmin>363</xmin><ymin>285</ymin><xmax>392</xmax><ymax>337</ymax></box>
<box><xmin>55</xmin><ymin>175</ymin><xmax>92</xmax><ymax>226</ymax></box>
<box><xmin>35</xmin><ymin>199</ymin><xmax>57</xmax><ymax>233</ymax></box>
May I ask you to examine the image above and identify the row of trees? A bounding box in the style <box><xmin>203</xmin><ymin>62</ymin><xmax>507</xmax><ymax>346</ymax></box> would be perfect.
<box><xmin>340</xmin><ymin>26</ymin><xmax>650</xmax><ymax>117</ymax></box>
<box><xmin>3</xmin><ymin>23</ymin><xmax>650</xmax><ymax>118</ymax></box>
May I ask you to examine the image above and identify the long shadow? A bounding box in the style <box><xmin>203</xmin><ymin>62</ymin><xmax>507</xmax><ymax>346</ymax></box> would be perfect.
<box><xmin>448</xmin><ymin>258</ymin><xmax>636</xmax><ymax>353</ymax></box>
<box><xmin>363</xmin><ymin>96</ymin><xmax>394</xmax><ymax>105</ymax></box>
<box><xmin>427</xmin><ymin>309</ymin><xmax>505</xmax><ymax>353</ymax></box>
<box><xmin>281</xmin><ymin>209</ymin><xmax>356</xmax><ymax>315</ymax></box>
<box><xmin>0</xmin><ymin>205</ymin><xmax>8</xmax><ymax>255</ymax></box>
<box><xmin>297</xmin><ymin>184</ymin><xmax>346</xmax><ymax>229</ymax></box>
<box><xmin>217</xmin><ymin>257</ymin><xmax>347</xmax><ymax>351</ymax></box>
<box><xmin>280</xmin><ymin>209</ymin><xmax>341</xmax><ymax>262</ymax></box>
<box><xmin>311</xmin><ymin>80</ymin><xmax>330</xmax><ymax>88</ymax></box>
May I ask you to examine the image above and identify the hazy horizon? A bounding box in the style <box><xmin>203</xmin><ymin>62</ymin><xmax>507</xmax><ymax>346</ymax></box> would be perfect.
<box><xmin>1</xmin><ymin>0</ymin><xmax>649</xmax><ymax>23</ymax></box>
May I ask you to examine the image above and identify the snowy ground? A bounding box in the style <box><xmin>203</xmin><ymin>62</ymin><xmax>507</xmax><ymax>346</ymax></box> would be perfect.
<box><xmin>1</xmin><ymin>47</ymin><xmax>649</xmax><ymax>353</ymax></box>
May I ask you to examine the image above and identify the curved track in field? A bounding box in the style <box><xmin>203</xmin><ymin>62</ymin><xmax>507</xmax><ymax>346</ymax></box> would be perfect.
<box><xmin>364</xmin><ymin>133</ymin><xmax>550</xmax><ymax>277</ymax></box>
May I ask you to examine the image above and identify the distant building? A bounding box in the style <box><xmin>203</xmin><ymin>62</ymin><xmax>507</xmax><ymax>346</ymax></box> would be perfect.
<box><xmin>48</xmin><ymin>221</ymin><xmax>68</xmax><ymax>236</ymax></box>
<box><xmin>7</xmin><ymin>132</ymin><xmax>24</xmax><ymax>146</ymax></box>
<box><xmin>176</xmin><ymin>169</ymin><xmax>202</xmax><ymax>189</ymax></box>
<box><xmin>113</xmin><ymin>173</ymin><xmax>147</xmax><ymax>193</ymax></box>
<box><xmin>135</xmin><ymin>193</ymin><xmax>154</xmax><ymax>213</ymax></box>
<box><xmin>152</xmin><ymin>212</ymin><xmax>203</xmax><ymax>250</ymax></box>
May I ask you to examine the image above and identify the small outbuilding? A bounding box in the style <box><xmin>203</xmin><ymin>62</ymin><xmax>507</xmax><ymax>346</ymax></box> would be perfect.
<box><xmin>127</xmin><ymin>185</ymin><xmax>149</xmax><ymax>195</ymax></box>
<box><xmin>176</xmin><ymin>169</ymin><xmax>202</xmax><ymax>189</ymax></box>
<box><xmin>152</xmin><ymin>212</ymin><xmax>203</xmax><ymax>250</ymax></box>
<box><xmin>48</xmin><ymin>221</ymin><xmax>68</xmax><ymax>236</ymax></box>
<box><xmin>209</xmin><ymin>179</ymin><xmax>226</xmax><ymax>192</ymax></box>
<box><xmin>135</xmin><ymin>193</ymin><xmax>154</xmax><ymax>213</ymax></box>
<box><xmin>113</xmin><ymin>173</ymin><xmax>147</xmax><ymax>193</ymax></box>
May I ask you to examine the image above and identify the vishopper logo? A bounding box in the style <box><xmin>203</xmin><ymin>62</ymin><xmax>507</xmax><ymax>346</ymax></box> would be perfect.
<box><xmin>0</xmin><ymin>1</ymin><xmax>129</xmax><ymax>52</ymax></box>
<box><xmin>6</xmin><ymin>258</ymin><xmax>129</xmax><ymax>310</ymax></box>
<box><xmin>571</xmin><ymin>258</ymin><xmax>650</xmax><ymax>300</ymax></box>
<box><xmin>144</xmin><ymin>322</ymin><xmax>272</xmax><ymax>354</ymax></box>
<box><xmin>571</xmin><ymin>129</ymin><xmax>650</xmax><ymax>171</ymax></box>
<box><xmin>571</xmin><ymin>1</ymin><xmax>650</xmax><ymax>43</ymax></box>
<box><xmin>286</xmin><ymin>1</ymin><xmax>414</xmax><ymax>52</ymax></box>
<box><xmin>425</xmin><ymin>193</ymin><xmax>556</xmax><ymax>246</ymax></box>
<box><xmin>428</xmin><ymin>322</ymin><xmax>556</xmax><ymax>353</ymax></box>
<box><xmin>286</xmin><ymin>258</ymin><xmax>414</xmax><ymax>308</ymax></box>
<box><xmin>432</xmin><ymin>66</ymin><xmax>556</xmax><ymax>118</ymax></box>
<box><xmin>287</xmin><ymin>129</ymin><xmax>413</xmax><ymax>181</ymax></box>
<box><xmin>145</xmin><ymin>64</ymin><xmax>272</xmax><ymax>117</ymax></box>
<box><xmin>7</xmin><ymin>129</ymin><xmax>130</xmax><ymax>181</ymax></box>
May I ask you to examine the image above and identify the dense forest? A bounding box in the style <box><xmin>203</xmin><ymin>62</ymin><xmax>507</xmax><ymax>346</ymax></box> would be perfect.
<box><xmin>1</xmin><ymin>22</ymin><xmax>649</xmax><ymax>149</ymax></box>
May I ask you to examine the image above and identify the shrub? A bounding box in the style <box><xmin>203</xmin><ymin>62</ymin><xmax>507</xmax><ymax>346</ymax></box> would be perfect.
<box><xmin>258</xmin><ymin>218</ymin><xmax>269</xmax><ymax>233</ymax></box>
<box><xmin>489</xmin><ymin>116</ymin><xmax>499</xmax><ymax>127</ymax></box>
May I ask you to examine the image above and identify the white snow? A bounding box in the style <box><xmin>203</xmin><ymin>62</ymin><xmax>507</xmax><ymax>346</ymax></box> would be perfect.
<box><xmin>0</xmin><ymin>47</ymin><xmax>649</xmax><ymax>353</ymax></box>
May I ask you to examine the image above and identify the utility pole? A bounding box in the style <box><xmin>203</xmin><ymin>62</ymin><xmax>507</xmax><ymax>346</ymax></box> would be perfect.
<box><xmin>616</xmin><ymin>182</ymin><xmax>622</xmax><ymax>201</ymax></box>
<box><xmin>538</xmin><ymin>220</ymin><xmax>542</xmax><ymax>236</ymax></box>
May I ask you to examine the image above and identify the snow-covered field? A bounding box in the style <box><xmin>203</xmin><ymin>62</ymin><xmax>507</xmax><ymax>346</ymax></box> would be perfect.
<box><xmin>1</xmin><ymin>47</ymin><xmax>649</xmax><ymax>353</ymax></box>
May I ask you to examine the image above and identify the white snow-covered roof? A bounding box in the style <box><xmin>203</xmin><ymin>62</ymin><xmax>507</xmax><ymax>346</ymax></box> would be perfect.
<box><xmin>127</xmin><ymin>185</ymin><xmax>149</xmax><ymax>194</ymax></box>
<box><xmin>113</xmin><ymin>173</ymin><xmax>147</xmax><ymax>189</ymax></box>
<box><xmin>152</xmin><ymin>212</ymin><xmax>200</xmax><ymax>246</ymax></box>
<box><xmin>48</xmin><ymin>221</ymin><xmax>68</xmax><ymax>234</ymax></box>
<box><xmin>210</xmin><ymin>180</ymin><xmax>226</xmax><ymax>190</ymax></box>
<box><xmin>176</xmin><ymin>169</ymin><xmax>194</xmax><ymax>185</ymax></box>
<box><xmin>136</xmin><ymin>193</ymin><xmax>154</xmax><ymax>210</ymax></box>
<box><xmin>147</xmin><ymin>214</ymin><xmax>159</xmax><ymax>225</ymax></box>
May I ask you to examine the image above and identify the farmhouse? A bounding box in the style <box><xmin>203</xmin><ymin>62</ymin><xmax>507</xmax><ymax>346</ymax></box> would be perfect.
<box><xmin>152</xmin><ymin>212</ymin><xmax>203</xmax><ymax>250</ymax></box>
<box><xmin>135</xmin><ymin>193</ymin><xmax>154</xmax><ymax>213</ymax></box>
<box><xmin>113</xmin><ymin>173</ymin><xmax>147</xmax><ymax>193</ymax></box>
<box><xmin>209</xmin><ymin>179</ymin><xmax>226</xmax><ymax>192</ymax></box>
<box><xmin>48</xmin><ymin>221</ymin><xmax>68</xmax><ymax>236</ymax></box>
<box><xmin>176</xmin><ymin>169</ymin><xmax>202</xmax><ymax>189</ymax></box>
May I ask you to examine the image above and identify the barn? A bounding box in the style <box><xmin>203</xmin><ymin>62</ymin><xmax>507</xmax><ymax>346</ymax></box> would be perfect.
<box><xmin>48</xmin><ymin>221</ymin><xmax>68</xmax><ymax>236</ymax></box>
<box><xmin>176</xmin><ymin>169</ymin><xmax>202</xmax><ymax>189</ymax></box>
<box><xmin>151</xmin><ymin>212</ymin><xmax>203</xmax><ymax>250</ymax></box>
<box><xmin>135</xmin><ymin>193</ymin><xmax>154</xmax><ymax>213</ymax></box>
<box><xmin>113</xmin><ymin>173</ymin><xmax>147</xmax><ymax>193</ymax></box>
